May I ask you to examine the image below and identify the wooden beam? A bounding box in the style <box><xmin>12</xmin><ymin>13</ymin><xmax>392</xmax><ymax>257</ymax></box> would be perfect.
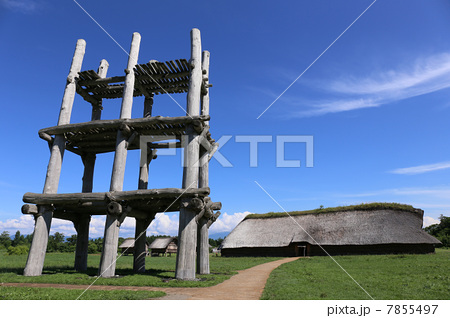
<box><xmin>99</xmin><ymin>32</ymin><xmax>141</xmax><ymax>278</ymax></box>
<box><xmin>197</xmin><ymin>50</ymin><xmax>212</xmax><ymax>275</ymax></box>
<box><xmin>176</xmin><ymin>28</ymin><xmax>202</xmax><ymax>281</ymax></box>
<box><xmin>75</xmin><ymin>59</ymin><xmax>109</xmax><ymax>273</ymax></box>
<box><xmin>22</xmin><ymin>204</ymin><xmax>38</xmax><ymax>215</ymax></box>
<box><xmin>23</xmin><ymin>187</ymin><xmax>210</xmax><ymax>205</ymax></box>
<box><xmin>74</xmin><ymin>215</ymin><xmax>90</xmax><ymax>272</ymax></box>
<box><xmin>24</xmin><ymin>39</ymin><xmax>86</xmax><ymax>277</ymax></box>
<box><xmin>91</xmin><ymin>59</ymin><xmax>109</xmax><ymax>120</ymax></box>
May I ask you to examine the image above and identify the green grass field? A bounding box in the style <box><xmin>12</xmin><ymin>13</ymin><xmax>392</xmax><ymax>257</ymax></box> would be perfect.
<box><xmin>1</xmin><ymin>250</ymin><xmax>448</xmax><ymax>300</ymax></box>
<box><xmin>261</xmin><ymin>249</ymin><xmax>450</xmax><ymax>300</ymax></box>
<box><xmin>0</xmin><ymin>252</ymin><xmax>280</xmax><ymax>299</ymax></box>
<box><xmin>0</xmin><ymin>286</ymin><xmax>165</xmax><ymax>300</ymax></box>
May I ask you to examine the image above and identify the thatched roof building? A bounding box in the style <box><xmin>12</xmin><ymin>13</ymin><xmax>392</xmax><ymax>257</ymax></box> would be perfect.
<box><xmin>119</xmin><ymin>238</ymin><xmax>149</xmax><ymax>256</ymax></box>
<box><xmin>149</xmin><ymin>237</ymin><xmax>178</xmax><ymax>256</ymax></box>
<box><xmin>221</xmin><ymin>203</ymin><xmax>441</xmax><ymax>257</ymax></box>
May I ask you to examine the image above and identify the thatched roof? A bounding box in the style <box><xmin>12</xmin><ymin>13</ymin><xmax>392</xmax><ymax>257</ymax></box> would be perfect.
<box><xmin>119</xmin><ymin>238</ymin><xmax>139</xmax><ymax>248</ymax></box>
<box><xmin>222</xmin><ymin>207</ymin><xmax>441</xmax><ymax>249</ymax></box>
<box><xmin>149</xmin><ymin>237</ymin><xmax>177</xmax><ymax>249</ymax></box>
<box><xmin>244</xmin><ymin>202</ymin><xmax>423</xmax><ymax>219</ymax></box>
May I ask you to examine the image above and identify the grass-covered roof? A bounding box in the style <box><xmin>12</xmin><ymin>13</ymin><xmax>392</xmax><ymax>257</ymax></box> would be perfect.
<box><xmin>245</xmin><ymin>202</ymin><xmax>423</xmax><ymax>220</ymax></box>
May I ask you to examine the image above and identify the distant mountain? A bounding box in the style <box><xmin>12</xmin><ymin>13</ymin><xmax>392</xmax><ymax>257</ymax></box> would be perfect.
<box><xmin>209</xmin><ymin>231</ymin><xmax>229</xmax><ymax>240</ymax></box>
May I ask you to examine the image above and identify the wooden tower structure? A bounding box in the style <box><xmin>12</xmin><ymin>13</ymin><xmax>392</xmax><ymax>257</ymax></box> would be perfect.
<box><xmin>21</xmin><ymin>28</ymin><xmax>221</xmax><ymax>280</ymax></box>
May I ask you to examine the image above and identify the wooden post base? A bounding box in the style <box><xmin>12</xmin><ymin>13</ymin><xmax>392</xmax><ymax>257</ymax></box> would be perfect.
<box><xmin>175</xmin><ymin>205</ymin><xmax>198</xmax><ymax>280</ymax></box>
<box><xmin>23</xmin><ymin>208</ymin><xmax>53</xmax><ymax>276</ymax></box>
<box><xmin>98</xmin><ymin>214</ymin><xmax>120</xmax><ymax>277</ymax></box>
<box><xmin>74</xmin><ymin>215</ymin><xmax>90</xmax><ymax>272</ymax></box>
<box><xmin>196</xmin><ymin>217</ymin><xmax>210</xmax><ymax>274</ymax></box>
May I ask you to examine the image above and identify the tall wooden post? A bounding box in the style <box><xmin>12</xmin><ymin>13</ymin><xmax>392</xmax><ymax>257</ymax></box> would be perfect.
<box><xmin>99</xmin><ymin>32</ymin><xmax>141</xmax><ymax>278</ymax></box>
<box><xmin>24</xmin><ymin>39</ymin><xmax>86</xmax><ymax>276</ymax></box>
<box><xmin>175</xmin><ymin>28</ymin><xmax>202</xmax><ymax>280</ymax></box>
<box><xmin>197</xmin><ymin>50</ymin><xmax>211</xmax><ymax>274</ymax></box>
<box><xmin>74</xmin><ymin>59</ymin><xmax>109</xmax><ymax>272</ymax></box>
<box><xmin>74</xmin><ymin>215</ymin><xmax>90</xmax><ymax>271</ymax></box>
<box><xmin>133</xmin><ymin>94</ymin><xmax>155</xmax><ymax>273</ymax></box>
<box><xmin>133</xmin><ymin>216</ymin><xmax>153</xmax><ymax>273</ymax></box>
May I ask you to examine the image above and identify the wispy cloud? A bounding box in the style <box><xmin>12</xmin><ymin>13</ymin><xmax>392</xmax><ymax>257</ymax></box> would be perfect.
<box><xmin>293</xmin><ymin>53</ymin><xmax>450</xmax><ymax>117</ymax></box>
<box><xmin>390</xmin><ymin>161</ymin><xmax>450</xmax><ymax>175</ymax></box>
<box><xmin>0</xmin><ymin>0</ymin><xmax>42</xmax><ymax>13</ymax></box>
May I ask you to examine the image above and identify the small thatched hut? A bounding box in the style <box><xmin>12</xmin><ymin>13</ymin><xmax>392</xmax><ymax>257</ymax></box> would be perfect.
<box><xmin>221</xmin><ymin>203</ymin><xmax>441</xmax><ymax>257</ymax></box>
<box><xmin>119</xmin><ymin>238</ymin><xmax>149</xmax><ymax>256</ymax></box>
<box><xmin>149</xmin><ymin>237</ymin><xmax>178</xmax><ymax>256</ymax></box>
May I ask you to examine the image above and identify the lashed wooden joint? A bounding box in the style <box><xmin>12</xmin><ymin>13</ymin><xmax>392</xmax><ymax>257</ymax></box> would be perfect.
<box><xmin>107</xmin><ymin>201</ymin><xmax>123</xmax><ymax>216</ymax></box>
<box><xmin>126</xmin><ymin>131</ymin><xmax>139</xmax><ymax>149</ymax></box>
<box><xmin>195</xmin><ymin>197</ymin><xmax>211</xmax><ymax>222</ymax></box>
<box><xmin>38</xmin><ymin>131</ymin><xmax>53</xmax><ymax>142</ymax></box>
<box><xmin>39</xmin><ymin>131</ymin><xmax>54</xmax><ymax>150</ymax></box>
<box><xmin>207</xmin><ymin>211</ymin><xmax>221</xmax><ymax>228</ymax></box>
<box><xmin>119</xmin><ymin>123</ymin><xmax>132</xmax><ymax>137</ymax></box>
<box><xmin>193</xmin><ymin>196</ymin><xmax>221</xmax><ymax>222</ymax></box>
<box><xmin>22</xmin><ymin>204</ymin><xmax>38</xmax><ymax>215</ymax></box>
<box><xmin>208</xmin><ymin>143</ymin><xmax>219</xmax><ymax>161</ymax></box>
<box><xmin>187</xmin><ymin>197</ymin><xmax>204</xmax><ymax>213</ymax></box>
<box><xmin>192</xmin><ymin>119</ymin><xmax>203</xmax><ymax>134</ymax></box>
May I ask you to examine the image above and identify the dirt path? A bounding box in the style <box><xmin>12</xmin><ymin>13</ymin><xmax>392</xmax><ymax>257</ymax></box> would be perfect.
<box><xmin>1</xmin><ymin>257</ymin><xmax>299</xmax><ymax>300</ymax></box>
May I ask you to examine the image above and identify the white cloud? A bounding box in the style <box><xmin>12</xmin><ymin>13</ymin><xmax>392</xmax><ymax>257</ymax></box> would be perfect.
<box><xmin>0</xmin><ymin>0</ymin><xmax>41</xmax><ymax>13</ymax></box>
<box><xmin>209</xmin><ymin>211</ymin><xmax>251</xmax><ymax>234</ymax></box>
<box><xmin>293</xmin><ymin>53</ymin><xmax>450</xmax><ymax>117</ymax></box>
<box><xmin>88</xmin><ymin>216</ymin><xmax>106</xmax><ymax>237</ymax></box>
<box><xmin>0</xmin><ymin>215</ymin><xmax>34</xmax><ymax>233</ymax></box>
<box><xmin>147</xmin><ymin>213</ymin><xmax>179</xmax><ymax>236</ymax></box>
<box><xmin>423</xmin><ymin>216</ymin><xmax>440</xmax><ymax>227</ymax></box>
<box><xmin>390</xmin><ymin>161</ymin><xmax>450</xmax><ymax>175</ymax></box>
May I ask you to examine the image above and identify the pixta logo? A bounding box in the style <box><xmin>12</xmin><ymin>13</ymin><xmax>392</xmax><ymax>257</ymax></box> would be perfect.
<box><xmin>140</xmin><ymin>135</ymin><xmax>314</xmax><ymax>168</ymax></box>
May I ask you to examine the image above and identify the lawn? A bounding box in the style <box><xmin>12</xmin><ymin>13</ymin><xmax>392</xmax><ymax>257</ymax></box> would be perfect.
<box><xmin>261</xmin><ymin>248</ymin><xmax>450</xmax><ymax>300</ymax></box>
<box><xmin>0</xmin><ymin>252</ymin><xmax>280</xmax><ymax>299</ymax></box>
<box><xmin>0</xmin><ymin>286</ymin><xmax>165</xmax><ymax>300</ymax></box>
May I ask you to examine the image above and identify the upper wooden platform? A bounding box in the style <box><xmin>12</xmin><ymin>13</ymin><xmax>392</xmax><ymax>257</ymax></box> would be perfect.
<box><xmin>77</xmin><ymin>59</ymin><xmax>197</xmax><ymax>100</ymax></box>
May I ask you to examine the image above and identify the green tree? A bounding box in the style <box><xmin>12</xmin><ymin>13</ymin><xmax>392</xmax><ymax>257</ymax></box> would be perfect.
<box><xmin>7</xmin><ymin>245</ymin><xmax>29</xmax><ymax>255</ymax></box>
<box><xmin>0</xmin><ymin>231</ymin><xmax>11</xmax><ymax>249</ymax></box>
<box><xmin>47</xmin><ymin>232</ymin><xmax>65</xmax><ymax>252</ymax></box>
<box><xmin>24</xmin><ymin>234</ymin><xmax>33</xmax><ymax>245</ymax></box>
<box><xmin>208</xmin><ymin>237</ymin><xmax>224</xmax><ymax>247</ymax></box>
<box><xmin>88</xmin><ymin>241</ymin><xmax>98</xmax><ymax>254</ymax></box>
<box><xmin>91</xmin><ymin>237</ymin><xmax>103</xmax><ymax>253</ymax></box>
<box><xmin>67</xmin><ymin>235</ymin><xmax>77</xmax><ymax>246</ymax></box>
<box><xmin>12</xmin><ymin>231</ymin><xmax>25</xmax><ymax>247</ymax></box>
<box><xmin>424</xmin><ymin>215</ymin><xmax>450</xmax><ymax>247</ymax></box>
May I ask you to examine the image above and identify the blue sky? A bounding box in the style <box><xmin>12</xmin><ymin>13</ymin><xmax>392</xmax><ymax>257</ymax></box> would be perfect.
<box><xmin>1</xmin><ymin>0</ymin><xmax>450</xmax><ymax>238</ymax></box>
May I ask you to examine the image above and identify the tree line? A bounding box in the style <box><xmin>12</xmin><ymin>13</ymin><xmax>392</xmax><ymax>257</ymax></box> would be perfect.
<box><xmin>424</xmin><ymin>215</ymin><xmax>449</xmax><ymax>247</ymax></box>
<box><xmin>0</xmin><ymin>230</ymin><xmax>226</xmax><ymax>255</ymax></box>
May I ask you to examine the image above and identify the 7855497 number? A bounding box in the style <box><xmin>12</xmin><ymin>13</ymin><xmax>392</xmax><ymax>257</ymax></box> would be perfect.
<box><xmin>386</xmin><ymin>305</ymin><xmax>438</xmax><ymax>315</ymax></box>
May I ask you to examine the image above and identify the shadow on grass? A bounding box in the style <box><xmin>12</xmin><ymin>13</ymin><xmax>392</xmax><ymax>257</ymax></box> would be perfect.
<box><xmin>0</xmin><ymin>265</ymin><xmax>176</xmax><ymax>282</ymax></box>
